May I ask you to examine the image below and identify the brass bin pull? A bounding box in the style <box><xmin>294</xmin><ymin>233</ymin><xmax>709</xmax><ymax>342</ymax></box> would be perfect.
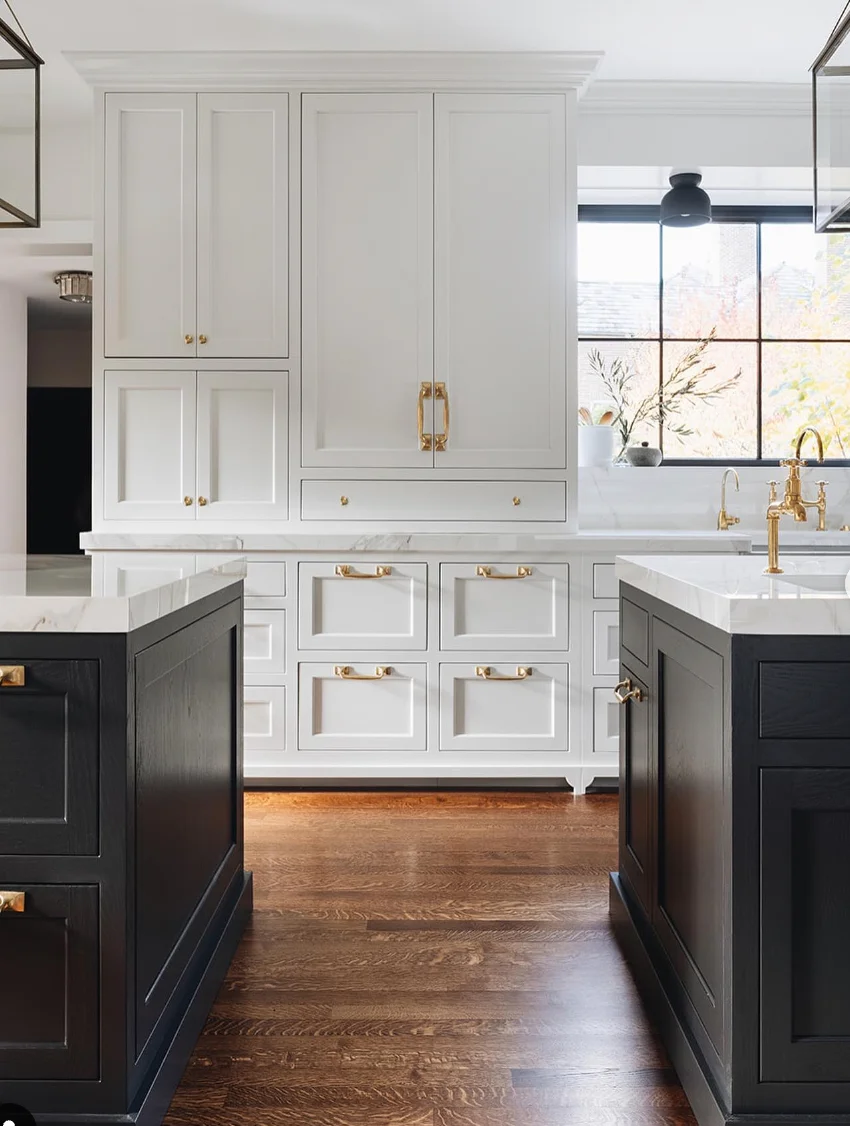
<box><xmin>434</xmin><ymin>382</ymin><xmax>449</xmax><ymax>451</ymax></box>
<box><xmin>0</xmin><ymin>666</ymin><xmax>25</xmax><ymax>687</ymax></box>
<box><xmin>418</xmin><ymin>382</ymin><xmax>433</xmax><ymax>452</ymax></box>
<box><xmin>614</xmin><ymin>679</ymin><xmax>644</xmax><ymax>704</ymax></box>
<box><xmin>0</xmin><ymin>891</ymin><xmax>25</xmax><ymax>913</ymax></box>
<box><xmin>476</xmin><ymin>566</ymin><xmax>533</xmax><ymax>580</ymax></box>
<box><xmin>476</xmin><ymin>666</ymin><xmax>532</xmax><ymax>681</ymax></box>
<box><xmin>334</xmin><ymin>565</ymin><xmax>392</xmax><ymax>579</ymax></box>
<box><xmin>334</xmin><ymin>665</ymin><xmax>391</xmax><ymax>681</ymax></box>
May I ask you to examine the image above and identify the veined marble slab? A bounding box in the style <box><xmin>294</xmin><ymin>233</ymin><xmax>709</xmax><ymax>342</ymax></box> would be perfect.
<box><xmin>0</xmin><ymin>555</ymin><xmax>246</xmax><ymax>633</ymax></box>
<box><xmin>618</xmin><ymin>554</ymin><xmax>850</xmax><ymax>635</ymax></box>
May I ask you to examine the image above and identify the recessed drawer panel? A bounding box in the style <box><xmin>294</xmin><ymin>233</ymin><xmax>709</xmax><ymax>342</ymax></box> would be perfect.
<box><xmin>197</xmin><ymin>556</ymin><xmax>287</xmax><ymax>604</ymax></box>
<box><xmin>299</xmin><ymin>663</ymin><xmax>426</xmax><ymax>751</ymax></box>
<box><xmin>439</xmin><ymin>663</ymin><xmax>568</xmax><ymax>752</ymax></box>
<box><xmin>440</xmin><ymin>563</ymin><xmax>568</xmax><ymax>651</ymax></box>
<box><xmin>760</xmin><ymin>663</ymin><xmax>850</xmax><ymax>740</ymax></box>
<box><xmin>244</xmin><ymin>609</ymin><xmax>286</xmax><ymax>676</ymax></box>
<box><xmin>91</xmin><ymin>552</ymin><xmax>197</xmax><ymax>595</ymax></box>
<box><xmin>301</xmin><ymin>480</ymin><xmax>567</xmax><ymax>522</ymax></box>
<box><xmin>593</xmin><ymin>611</ymin><xmax>620</xmax><ymax>675</ymax></box>
<box><xmin>593</xmin><ymin>686</ymin><xmax>620</xmax><ymax>759</ymax></box>
<box><xmin>244</xmin><ymin>686</ymin><xmax>286</xmax><ymax>753</ymax></box>
<box><xmin>593</xmin><ymin>563</ymin><xmax>618</xmax><ymax>599</ymax></box>
<box><xmin>299</xmin><ymin>563</ymin><xmax>427</xmax><ymax>650</ymax></box>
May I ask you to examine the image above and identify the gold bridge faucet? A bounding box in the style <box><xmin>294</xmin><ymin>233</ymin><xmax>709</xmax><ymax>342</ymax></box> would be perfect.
<box><xmin>764</xmin><ymin>427</ymin><xmax>828</xmax><ymax>574</ymax></box>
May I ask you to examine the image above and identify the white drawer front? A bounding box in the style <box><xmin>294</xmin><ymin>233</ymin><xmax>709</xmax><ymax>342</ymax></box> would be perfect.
<box><xmin>244</xmin><ymin>686</ymin><xmax>286</xmax><ymax>752</ymax></box>
<box><xmin>593</xmin><ymin>611</ymin><xmax>620</xmax><ymax>676</ymax></box>
<box><xmin>299</xmin><ymin>563</ymin><xmax>427</xmax><ymax>650</ymax></box>
<box><xmin>439</xmin><ymin>663</ymin><xmax>568</xmax><ymax>752</ymax></box>
<box><xmin>244</xmin><ymin>609</ymin><xmax>287</xmax><ymax>676</ymax></box>
<box><xmin>92</xmin><ymin>552</ymin><xmax>197</xmax><ymax>595</ymax></box>
<box><xmin>301</xmin><ymin>480</ymin><xmax>566</xmax><ymax>522</ymax></box>
<box><xmin>197</xmin><ymin>555</ymin><xmax>287</xmax><ymax>603</ymax></box>
<box><xmin>593</xmin><ymin>686</ymin><xmax>620</xmax><ymax>759</ymax></box>
<box><xmin>440</xmin><ymin>563</ymin><xmax>568</xmax><ymax>650</ymax></box>
<box><xmin>593</xmin><ymin>563</ymin><xmax>618</xmax><ymax>599</ymax></box>
<box><xmin>299</xmin><ymin>663</ymin><xmax>427</xmax><ymax>751</ymax></box>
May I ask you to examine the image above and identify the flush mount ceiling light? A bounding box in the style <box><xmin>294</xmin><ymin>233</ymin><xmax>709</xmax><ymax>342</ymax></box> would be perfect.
<box><xmin>54</xmin><ymin>271</ymin><xmax>92</xmax><ymax>303</ymax></box>
<box><xmin>660</xmin><ymin>172</ymin><xmax>712</xmax><ymax>228</ymax></box>
<box><xmin>0</xmin><ymin>0</ymin><xmax>42</xmax><ymax>228</ymax></box>
<box><xmin>813</xmin><ymin>2</ymin><xmax>850</xmax><ymax>231</ymax></box>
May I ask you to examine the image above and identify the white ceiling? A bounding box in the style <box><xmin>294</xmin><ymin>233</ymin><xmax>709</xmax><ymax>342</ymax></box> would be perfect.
<box><xmin>9</xmin><ymin>0</ymin><xmax>846</xmax><ymax>124</ymax></box>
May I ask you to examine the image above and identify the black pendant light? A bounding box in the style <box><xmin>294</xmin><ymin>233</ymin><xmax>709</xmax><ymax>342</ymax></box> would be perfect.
<box><xmin>0</xmin><ymin>0</ymin><xmax>42</xmax><ymax>228</ymax></box>
<box><xmin>660</xmin><ymin>172</ymin><xmax>712</xmax><ymax>228</ymax></box>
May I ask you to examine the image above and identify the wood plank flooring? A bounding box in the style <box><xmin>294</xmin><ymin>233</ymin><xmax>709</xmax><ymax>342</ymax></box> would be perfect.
<box><xmin>164</xmin><ymin>791</ymin><xmax>696</xmax><ymax>1125</ymax></box>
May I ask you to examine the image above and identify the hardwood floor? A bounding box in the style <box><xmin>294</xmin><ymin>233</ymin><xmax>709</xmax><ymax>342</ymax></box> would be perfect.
<box><xmin>164</xmin><ymin>791</ymin><xmax>695</xmax><ymax>1125</ymax></box>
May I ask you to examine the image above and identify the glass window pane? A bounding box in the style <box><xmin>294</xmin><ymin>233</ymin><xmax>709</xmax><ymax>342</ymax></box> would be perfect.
<box><xmin>578</xmin><ymin>340</ymin><xmax>660</xmax><ymax>455</ymax></box>
<box><xmin>577</xmin><ymin>223</ymin><xmax>659</xmax><ymax>338</ymax></box>
<box><xmin>660</xmin><ymin>341</ymin><xmax>758</xmax><ymax>458</ymax></box>
<box><xmin>762</xmin><ymin>342</ymin><xmax>850</xmax><ymax>458</ymax></box>
<box><xmin>662</xmin><ymin>224</ymin><xmax>758</xmax><ymax>339</ymax></box>
<box><xmin>762</xmin><ymin>224</ymin><xmax>850</xmax><ymax>340</ymax></box>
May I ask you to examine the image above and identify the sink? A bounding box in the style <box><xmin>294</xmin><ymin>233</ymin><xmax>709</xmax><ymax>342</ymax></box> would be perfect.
<box><xmin>774</xmin><ymin>574</ymin><xmax>849</xmax><ymax>592</ymax></box>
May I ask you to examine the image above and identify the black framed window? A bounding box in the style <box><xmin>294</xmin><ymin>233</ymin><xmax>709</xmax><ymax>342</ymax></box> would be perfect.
<box><xmin>578</xmin><ymin>206</ymin><xmax>850</xmax><ymax>464</ymax></box>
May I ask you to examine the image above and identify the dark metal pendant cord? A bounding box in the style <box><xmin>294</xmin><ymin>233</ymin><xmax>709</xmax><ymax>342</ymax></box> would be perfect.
<box><xmin>2</xmin><ymin>0</ymin><xmax>33</xmax><ymax>49</ymax></box>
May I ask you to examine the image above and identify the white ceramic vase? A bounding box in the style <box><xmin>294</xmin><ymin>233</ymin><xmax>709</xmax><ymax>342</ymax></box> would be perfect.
<box><xmin>578</xmin><ymin>425</ymin><xmax>615</xmax><ymax>468</ymax></box>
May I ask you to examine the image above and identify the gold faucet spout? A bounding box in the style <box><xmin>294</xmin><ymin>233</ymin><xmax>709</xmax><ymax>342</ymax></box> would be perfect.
<box><xmin>794</xmin><ymin>426</ymin><xmax>825</xmax><ymax>463</ymax></box>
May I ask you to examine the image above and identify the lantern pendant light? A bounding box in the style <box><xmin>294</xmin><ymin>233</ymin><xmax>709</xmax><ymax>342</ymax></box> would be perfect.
<box><xmin>813</xmin><ymin>2</ymin><xmax>850</xmax><ymax>231</ymax></box>
<box><xmin>0</xmin><ymin>0</ymin><xmax>42</xmax><ymax>228</ymax></box>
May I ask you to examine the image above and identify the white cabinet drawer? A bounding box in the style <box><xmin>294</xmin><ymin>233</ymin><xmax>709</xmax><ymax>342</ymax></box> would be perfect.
<box><xmin>593</xmin><ymin>611</ymin><xmax>620</xmax><ymax>676</ymax></box>
<box><xmin>244</xmin><ymin>686</ymin><xmax>286</xmax><ymax>752</ymax></box>
<box><xmin>299</xmin><ymin>563</ymin><xmax>427</xmax><ymax>650</ymax></box>
<box><xmin>299</xmin><ymin>663</ymin><xmax>427</xmax><ymax>751</ymax></box>
<box><xmin>244</xmin><ymin>609</ymin><xmax>286</xmax><ymax>678</ymax></box>
<box><xmin>301</xmin><ymin>480</ymin><xmax>566</xmax><ymax>522</ymax></box>
<box><xmin>91</xmin><ymin>552</ymin><xmax>197</xmax><ymax>595</ymax></box>
<box><xmin>593</xmin><ymin>563</ymin><xmax>618</xmax><ymax>599</ymax></box>
<box><xmin>593</xmin><ymin>686</ymin><xmax>620</xmax><ymax>759</ymax></box>
<box><xmin>440</xmin><ymin>563</ymin><xmax>568</xmax><ymax>651</ymax></box>
<box><xmin>439</xmin><ymin>663</ymin><xmax>568</xmax><ymax>752</ymax></box>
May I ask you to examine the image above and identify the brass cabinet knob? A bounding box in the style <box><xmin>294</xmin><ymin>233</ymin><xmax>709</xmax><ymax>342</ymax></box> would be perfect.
<box><xmin>512</xmin><ymin>496</ymin><xmax>521</xmax><ymax>506</ymax></box>
<box><xmin>183</xmin><ymin>496</ymin><xmax>193</xmax><ymax>506</ymax></box>
<box><xmin>198</xmin><ymin>496</ymin><xmax>208</xmax><ymax>507</ymax></box>
<box><xmin>184</xmin><ymin>334</ymin><xmax>194</xmax><ymax>345</ymax></box>
<box><xmin>0</xmin><ymin>666</ymin><xmax>25</xmax><ymax>687</ymax></box>
<box><xmin>198</xmin><ymin>334</ymin><xmax>208</xmax><ymax>345</ymax></box>
<box><xmin>340</xmin><ymin>496</ymin><xmax>349</xmax><ymax>506</ymax></box>
<box><xmin>0</xmin><ymin>891</ymin><xmax>25</xmax><ymax>912</ymax></box>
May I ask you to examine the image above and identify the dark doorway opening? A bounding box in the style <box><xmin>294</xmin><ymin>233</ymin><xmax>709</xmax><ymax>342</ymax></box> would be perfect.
<box><xmin>27</xmin><ymin>388</ymin><xmax>92</xmax><ymax>554</ymax></box>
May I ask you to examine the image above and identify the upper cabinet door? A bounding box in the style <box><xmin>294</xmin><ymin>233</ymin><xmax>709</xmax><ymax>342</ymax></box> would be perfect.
<box><xmin>301</xmin><ymin>93</ymin><xmax>434</xmax><ymax>468</ymax></box>
<box><xmin>434</xmin><ymin>94</ymin><xmax>567</xmax><ymax>469</ymax></box>
<box><xmin>197</xmin><ymin>94</ymin><xmax>290</xmax><ymax>358</ymax></box>
<box><xmin>104</xmin><ymin>94</ymin><xmax>197</xmax><ymax>358</ymax></box>
<box><xmin>196</xmin><ymin>372</ymin><xmax>289</xmax><ymax>521</ymax></box>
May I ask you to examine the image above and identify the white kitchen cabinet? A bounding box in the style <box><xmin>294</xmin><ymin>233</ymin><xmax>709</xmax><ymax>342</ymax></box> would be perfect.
<box><xmin>243</xmin><ymin>609</ymin><xmax>287</xmax><ymax>680</ymax></box>
<box><xmin>439</xmin><ymin>663</ymin><xmax>568</xmax><ymax>752</ymax></box>
<box><xmin>244</xmin><ymin>686</ymin><xmax>287</xmax><ymax>753</ymax></box>
<box><xmin>440</xmin><ymin>563</ymin><xmax>568</xmax><ymax>651</ymax></box>
<box><xmin>298</xmin><ymin>562</ymin><xmax>427</xmax><ymax>650</ymax></box>
<box><xmin>91</xmin><ymin>552</ymin><xmax>198</xmax><ymax>595</ymax></box>
<box><xmin>299</xmin><ymin>663</ymin><xmax>427</xmax><ymax>751</ymax></box>
<box><xmin>301</xmin><ymin>480</ymin><xmax>566</xmax><ymax>523</ymax></box>
<box><xmin>593</xmin><ymin>686</ymin><xmax>620</xmax><ymax>760</ymax></box>
<box><xmin>301</xmin><ymin>93</ymin><xmax>434</xmax><ymax>468</ymax></box>
<box><xmin>593</xmin><ymin>610</ymin><xmax>620</xmax><ymax>676</ymax></box>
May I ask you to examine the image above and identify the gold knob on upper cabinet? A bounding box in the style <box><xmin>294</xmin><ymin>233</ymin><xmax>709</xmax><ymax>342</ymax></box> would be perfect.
<box><xmin>198</xmin><ymin>334</ymin><xmax>208</xmax><ymax>345</ymax></box>
<box><xmin>340</xmin><ymin>496</ymin><xmax>349</xmax><ymax>506</ymax></box>
<box><xmin>183</xmin><ymin>496</ymin><xmax>193</xmax><ymax>506</ymax></box>
<box><xmin>512</xmin><ymin>496</ymin><xmax>521</xmax><ymax>506</ymax></box>
<box><xmin>198</xmin><ymin>497</ymin><xmax>208</xmax><ymax>507</ymax></box>
<box><xmin>184</xmin><ymin>334</ymin><xmax>194</xmax><ymax>345</ymax></box>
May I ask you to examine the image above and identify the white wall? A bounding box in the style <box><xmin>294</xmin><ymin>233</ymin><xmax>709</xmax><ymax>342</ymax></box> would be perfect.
<box><xmin>0</xmin><ymin>285</ymin><xmax>28</xmax><ymax>553</ymax></box>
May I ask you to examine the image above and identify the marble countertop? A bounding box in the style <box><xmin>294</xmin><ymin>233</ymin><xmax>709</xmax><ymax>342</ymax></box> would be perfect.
<box><xmin>617</xmin><ymin>554</ymin><xmax>850</xmax><ymax>635</ymax></box>
<box><xmin>0</xmin><ymin>555</ymin><xmax>246</xmax><ymax>633</ymax></box>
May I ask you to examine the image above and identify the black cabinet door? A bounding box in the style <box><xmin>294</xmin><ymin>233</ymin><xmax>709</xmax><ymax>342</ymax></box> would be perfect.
<box><xmin>0</xmin><ymin>659</ymin><xmax>98</xmax><ymax>855</ymax></box>
<box><xmin>761</xmin><ymin>768</ymin><xmax>850</xmax><ymax>1083</ymax></box>
<box><xmin>618</xmin><ymin>664</ymin><xmax>652</xmax><ymax>916</ymax></box>
<box><xmin>0</xmin><ymin>884</ymin><xmax>99</xmax><ymax>1080</ymax></box>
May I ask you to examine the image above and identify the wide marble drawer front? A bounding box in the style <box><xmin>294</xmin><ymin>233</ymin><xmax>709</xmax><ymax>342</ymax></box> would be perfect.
<box><xmin>440</xmin><ymin>563</ymin><xmax>568</xmax><ymax>650</ymax></box>
<box><xmin>301</xmin><ymin>480</ymin><xmax>567</xmax><ymax>522</ymax></box>
<box><xmin>299</xmin><ymin>663</ymin><xmax>427</xmax><ymax>751</ymax></box>
<box><xmin>299</xmin><ymin>563</ymin><xmax>427</xmax><ymax>650</ymax></box>
<box><xmin>439</xmin><ymin>664</ymin><xmax>568</xmax><ymax>752</ymax></box>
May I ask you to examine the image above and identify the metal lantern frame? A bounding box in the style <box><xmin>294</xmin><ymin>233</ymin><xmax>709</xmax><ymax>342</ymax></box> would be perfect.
<box><xmin>0</xmin><ymin>8</ymin><xmax>42</xmax><ymax>228</ymax></box>
<box><xmin>813</xmin><ymin>4</ymin><xmax>850</xmax><ymax>232</ymax></box>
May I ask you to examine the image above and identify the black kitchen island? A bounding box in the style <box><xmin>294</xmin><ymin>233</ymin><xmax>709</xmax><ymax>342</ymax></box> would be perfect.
<box><xmin>0</xmin><ymin>555</ymin><xmax>251</xmax><ymax>1126</ymax></box>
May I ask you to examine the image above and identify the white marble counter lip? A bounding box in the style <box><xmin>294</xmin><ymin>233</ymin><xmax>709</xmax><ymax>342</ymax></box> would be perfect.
<box><xmin>617</xmin><ymin>554</ymin><xmax>850</xmax><ymax>636</ymax></box>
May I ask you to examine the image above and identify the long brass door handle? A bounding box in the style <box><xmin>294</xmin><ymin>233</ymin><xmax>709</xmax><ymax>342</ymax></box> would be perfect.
<box><xmin>0</xmin><ymin>666</ymin><xmax>25</xmax><ymax>687</ymax></box>
<box><xmin>0</xmin><ymin>891</ymin><xmax>25</xmax><ymax>913</ymax></box>
<box><xmin>434</xmin><ymin>382</ymin><xmax>449</xmax><ymax>451</ymax></box>
<box><xmin>418</xmin><ymin>382</ymin><xmax>433</xmax><ymax>451</ymax></box>
<box><xmin>475</xmin><ymin>666</ymin><xmax>532</xmax><ymax>681</ymax></box>
<box><xmin>614</xmin><ymin>679</ymin><xmax>644</xmax><ymax>704</ymax></box>
<box><xmin>334</xmin><ymin>665</ymin><xmax>391</xmax><ymax>681</ymax></box>
<box><xmin>334</xmin><ymin>565</ymin><xmax>392</xmax><ymax>579</ymax></box>
<box><xmin>475</xmin><ymin>566</ymin><xmax>533</xmax><ymax>579</ymax></box>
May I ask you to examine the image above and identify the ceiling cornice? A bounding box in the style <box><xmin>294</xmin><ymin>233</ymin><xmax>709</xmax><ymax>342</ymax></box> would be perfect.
<box><xmin>65</xmin><ymin>50</ymin><xmax>603</xmax><ymax>92</ymax></box>
<box><xmin>580</xmin><ymin>80</ymin><xmax>812</xmax><ymax>116</ymax></box>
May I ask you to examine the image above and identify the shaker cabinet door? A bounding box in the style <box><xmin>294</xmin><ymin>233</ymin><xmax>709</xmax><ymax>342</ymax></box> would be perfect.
<box><xmin>618</xmin><ymin>665</ymin><xmax>652</xmax><ymax>916</ymax></box>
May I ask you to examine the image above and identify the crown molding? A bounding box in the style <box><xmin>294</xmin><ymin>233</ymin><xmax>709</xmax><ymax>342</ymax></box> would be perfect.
<box><xmin>580</xmin><ymin>80</ymin><xmax>812</xmax><ymax>117</ymax></box>
<box><xmin>65</xmin><ymin>50</ymin><xmax>603</xmax><ymax>92</ymax></box>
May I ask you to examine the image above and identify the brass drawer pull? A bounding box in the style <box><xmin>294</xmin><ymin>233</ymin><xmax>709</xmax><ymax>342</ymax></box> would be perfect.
<box><xmin>0</xmin><ymin>891</ymin><xmax>25</xmax><ymax>913</ymax></box>
<box><xmin>434</xmin><ymin>382</ymin><xmax>449</xmax><ymax>451</ymax></box>
<box><xmin>614</xmin><ymin>678</ymin><xmax>644</xmax><ymax>704</ymax></box>
<box><xmin>418</xmin><ymin>382</ymin><xmax>433</xmax><ymax>452</ymax></box>
<box><xmin>0</xmin><ymin>666</ymin><xmax>25</xmax><ymax>687</ymax></box>
<box><xmin>334</xmin><ymin>565</ymin><xmax>392</xmax><ymax>579</ymax></box>
<box><xmin>334</xmin><ymin>665</ymin><xmax>391</xmax><ymax>681</ymax></box>
<box><xmin>476</xmin><ymin>666</ymin><xmax>532</xmax><ymax>681</ymax></box>
<box><xmin>476</xmin><ymin>566</ymin><xmax>532</xmax><ymax>579</ymax></box>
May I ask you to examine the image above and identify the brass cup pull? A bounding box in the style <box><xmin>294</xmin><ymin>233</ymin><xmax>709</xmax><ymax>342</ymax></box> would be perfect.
<box><xmin>614</xmin><ymin>678</ymin><xmax>644</xmax><ymax>704</ymax></box>
<box><xmin>418</xmin><ymin>382</ymin><xmax>433</xmax><ymax>452</ymax></box>
<box><xmin>476</xmin><ymin>666</ymin><xmax>532</xmax><ymax>681</ymax></box>
<box><xmin>476</xmin><ymin>565</ymin><xmax>532</xmax><ymax>580</ymax></box>
<box><xmin>184</xmin><ymin>334</ymin><xmax>194</xmax><ymax>345</ymax></box>
<box><xmin>334</xmin><ymin>665</ymin><xmax>391</xmax><ymax>681</ymax></box>
<box><xmin>334</xmin><ymin>565</ymin><xmax>392</xmax><ymax>579</ymax></box>
<box><xmin>0</xmin><ymin>666</ymin><xmax>25</xmax><ymax>687</ymax></box>
<box><xmin>434</xmin><ymin>382</ymin><xmax>449</xmax><ymax>452</ymax></box>
<box><xmin>0</xmin><ymin>891</ymin><xmax>25</xmax><ymax>913</ymax></box>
